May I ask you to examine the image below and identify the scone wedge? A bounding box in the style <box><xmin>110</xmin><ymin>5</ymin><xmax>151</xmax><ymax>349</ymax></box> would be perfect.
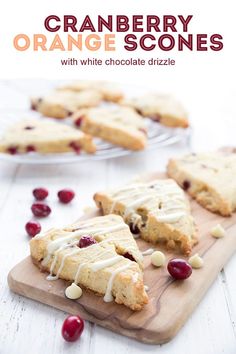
<box><xmin>0</xmin><ymin>119</ymin><xmax>96</xmax><ymax>154</ymax></box>
<box><xmin>31</xmin><ymin>90</ymin><xmax>102</xmax><ymax>119</ymax></box>
<box><xmin>72</xmin><ymin>106</ymin><xmax>147</xmax><ymax>151</ymax></box>
<box><xmin>122</xmin><ymin>93</ymin><xmax>189</xmax><ymax>128</ymax></box>
<box><xmin>58</xmin><ymin>80</ymin><xmax>124</xmax><ymax>102</ymax></box>
<box><xmin>30</xmin><ymin>215</ymin><xmax>148</xmax><ymax>311</ymax></box>
<box><xmin>167</xmin><ymin>151</ymin><xmax>236</xmax><ymax>216</ymax></box>
<box><xmin>94</xmin><ymin>180</ymin><xmax>197</xmax><ymax>255</ymax></box>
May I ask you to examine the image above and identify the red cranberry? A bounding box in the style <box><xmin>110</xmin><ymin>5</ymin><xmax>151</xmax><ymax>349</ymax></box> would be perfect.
<box><xmin>78</xmin><ymin>235</ymin><xmax>97</xmax><ymax>248</ymax></box>
<box><xmin>167</xmin><ymin>258</ymin><xmax>192</xmax><ymax>280</ymax></box>
<box><xmin>25</xmin><ymin>220</ymin><xmax>41</xmax><ymax>237</ymax></box>
<box><xmin>61</xmin><ymin>315</ymin><xmax>84</xmax><ymax>342</ymax></box>
<box><xmin>26</xmin><ymin>145</ymin><xmax>36</xmax><ymax>152</ymax></box>
<box><xmin>33</xmin><ymin>187</ymin><xmax>49</xmax><ymax>201</ymax></box>
<box><xmin>31</xmin><ymin>98</ymin><xmax>42</xmax><ymax>110</ymax></box>
<box><xmin>58</xmin><ymin>189</ymin><xmax>75</xmax><ymax>204</ymax></box>
<box><xmin>7</xmin><ymin>146</ymin><xmax>18</xmax><ymax>155</ymax></box>
<box><xmin>69</xmin><ymin>142</ymin><xmax>81</xmax><ymax>154</ymax></box>
<box><xmin>182</xmin><ymin>180</ymin><xmax>191</xmax><ymax>191</ymax></box>
<box><xmin>123</xmin><ymin>252</ymin><xmax>135</xmax><ymax>261</ymax></box>
<box><xmin>154</xmin><ymin>113</ymin><xmax>161</xmax><ymax>122</ymax></box>
<box><xmin>31</xmin><ymin>103</ymin><xmax>37</xmax><ymax>110</ymax></box>
<box><xmin>74</xmin><ymin>116</ymin><xmax>83</xmax><ymax>127</ymax></box>
<box><xmin>129</xmin><ymin>223</ymin><xmax>140</xmax><ymax>234</ymax></box>
<box><xmin>31</xmin><ymin>203</ymin><xmax>51</xmax><ymax>217</ymax></box>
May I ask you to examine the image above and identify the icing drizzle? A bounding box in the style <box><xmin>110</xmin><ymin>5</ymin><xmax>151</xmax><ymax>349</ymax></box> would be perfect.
<box><xmin>108</xmin><ymin>180</ymin><xmax>187</xmax><ymax>224</ymax></box>
<box><xmin>39</xmin><ymin>219</ymin><xmax>141</xmax><ymax>304</ymax></box>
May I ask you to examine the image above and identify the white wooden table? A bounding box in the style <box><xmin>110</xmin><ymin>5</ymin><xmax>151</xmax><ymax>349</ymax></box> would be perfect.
<box><xmin>0</xmin><ymin>80</ymin><xmax>235</xmax><ymax>354</ymax></box>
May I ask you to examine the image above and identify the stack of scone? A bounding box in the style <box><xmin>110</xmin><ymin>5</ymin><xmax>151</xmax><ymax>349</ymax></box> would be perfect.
<box><xmin>0</xmin><ymin>80</ymin><xmax>189</xmax><ymax>155</ymax></box>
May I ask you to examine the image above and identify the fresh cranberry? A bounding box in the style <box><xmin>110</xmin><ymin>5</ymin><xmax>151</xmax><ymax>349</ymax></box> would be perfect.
<box><xmin>58</xmin><ymin>189</ymin><xmax>75</xmax><ymax>204</ymax></box>
<box><xmin>129</xmin><ymin>223</ymin><xmax>140</xmax><ymax>234</ymax></box>
<box><xmin>182</xmin><ymin>180</ymin><xmax>191</xmax><ymax>191</ymax></box>
<box><xmin>33</xmin><ymin>187</ymin><xmax>49</xmax><ymax>201</ymax></box>
<box><xmin>78</xmin><ymin>235</ymin><xmax>97</xmax><ymax>248</ymax></box>
<box><xmin>123</xmin><ymin>252</ymin><xmax>135</xmax><ymax>261</ymax></box>
<box><xmin>26</xmin><ymin>145</ymin><xmax>36</xmax><ymax>152</ymax></box>
<box><xmin>31</xmin><ymin>203</ymin><xmax>51</xmax><ymax>217</ymax></box>
<box><xmin>25</xmin><ymin>220</ymin><xmax>41</xmax><ymax>237</ymax></box>
<box><xmin>154</xmin><ymin>114</ymin><xmax>161</xmax><ymax>122</ymax></box>
<box><xmin>31</xmin><ymin>103</ymin><xmax>37</xmax><ymax>110</ymax></box>
<box><xmin>167</xmin><ymin>258</ymin><xmax>192</xmax><ymax>280</ymax></box>
<box><xmin>69</xmin><ymin>142</ymin><xmax>81</xmax><ymax>154</ymax></box>
<box><xmin>74</xmin><ymin>116</ymin><xmax>83</xmax><ymax>127</ymax></box>
<box><xmin>61</xmin><ymin>315</ymin><xmax>84</xmax><ymax>342</ymax></box>
<box><xmin>7</xmin><ymin>146</ymin><xmax>18</xmax><ymax>155</ymax></box>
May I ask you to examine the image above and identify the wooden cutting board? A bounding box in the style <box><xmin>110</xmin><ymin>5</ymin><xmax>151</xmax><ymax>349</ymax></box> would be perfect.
<box><xmin>8</xmin><ymin>173</ymin><xmax>236</xmax><ymax>344</ymax></box>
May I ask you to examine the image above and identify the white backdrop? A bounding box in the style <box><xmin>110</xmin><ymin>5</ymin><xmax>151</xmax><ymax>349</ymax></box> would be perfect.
<box><xmin>0</xmin><ymin>2</ymin><xmax>236</xmax><ymax>353</ymax></box>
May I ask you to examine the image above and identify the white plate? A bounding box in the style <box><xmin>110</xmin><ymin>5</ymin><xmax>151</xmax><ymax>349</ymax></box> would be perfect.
<box><xmin>0</xmin><ymin>80</ymin><xmax>191</xmax><ymax>165</ymax></box>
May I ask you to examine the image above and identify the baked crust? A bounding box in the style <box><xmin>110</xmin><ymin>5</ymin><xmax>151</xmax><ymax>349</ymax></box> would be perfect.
<box><xmin>167</xmin><ymin>152</ymin><xmax>236</xmax><ymax>216</ymax></box>
<box><xmin>31</xmin><ymin>90</ymin><xmax>102</xmax><ymax>119</ymax></box>
<box><xmin>58</xmin><ymin>80</ymin><xmax>124</xmax><ymax>103</ymax></box>
<box><xmin>72</xmin><ymin>107</ymin><xmax>147</xmax><ymax>151</ymax></box>
<box><xmin>94</xmin><ymin>180</ymin><xmax>197</xmax><ymax>255</ymax></box>
<box><xmin>0</xmin><ymin>118</ymin><xmax>96</xmax><ymax>154</ymax></box>
<box><xmin>30</xmin><ymin>215</ymin><xmax>148</xmax><ymax>311</ymax></box>
<box><xmin>121</xmin><ymin>93</ymin><xmax>189</xmax><ymax>128</ymax></box>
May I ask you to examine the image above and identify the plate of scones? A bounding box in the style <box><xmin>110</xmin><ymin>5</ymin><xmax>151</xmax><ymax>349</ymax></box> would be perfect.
<box><xmin>0</xmin><ymin>80</ymin><xmax>190</xmax><ymax>164</ymax></box>
<box><xmin>8</xmin><ymin>148</ymin><xmax>236</xmax><ymax>343</ymax></box>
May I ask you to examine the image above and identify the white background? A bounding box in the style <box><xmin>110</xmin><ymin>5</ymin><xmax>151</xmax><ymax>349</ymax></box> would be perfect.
<box><xmin>0</xmin><ymin>1</ymin><xmax>235</xmax><ymax>353</ymax></box>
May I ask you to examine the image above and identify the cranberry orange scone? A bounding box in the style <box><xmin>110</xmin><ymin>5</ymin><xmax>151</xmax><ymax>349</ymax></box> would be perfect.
<box><xmin>30</xmin><ymin>215</ymin><xmax>148</xmax><ymax>311</ymax></box>
<box><xmin>0</xmin><ymin>119</ymin><xmax>96</xmax><ymax>154</ymax></box>
<box><xmin>31</xmin><ymin>90</ymin><xmax>102</xmax><ymax>119</ymax></box>
<box><xmin>58</xmin><ymin>80</ymin><xmax>124</xmax><ymax>103</ymax></box>
<box><xmin>122</xmin><ymin>93</ymin><xmax>189</xmax><ymax>128</ymax></box>
<box><xmin>72</xmin><ymin>107</ymin><xmax>147</xmax><ymax>151</ymax></box>
<box><xmin>94</xmin><ymin>180</ymin><xmax>197</xmax><ymax>255</ymax></box>
<box><xmin>167</xmin><ymin>152</ymin><xmax>236</xmax><ymax>216</ymax></box>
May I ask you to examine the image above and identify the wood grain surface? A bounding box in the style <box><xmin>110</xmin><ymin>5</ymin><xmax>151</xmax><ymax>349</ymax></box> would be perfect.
<box><xmin>7</xmin><ymin>173</ymin><xmax>236</xmax><ymax>344</ymax></box>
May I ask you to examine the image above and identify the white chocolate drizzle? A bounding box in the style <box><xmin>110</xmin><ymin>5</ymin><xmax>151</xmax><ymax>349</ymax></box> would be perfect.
<box><xmin>142</xmin><ymin>248</ymin><xmax>154</xmax><ymax>256</ymax></box>
<box><xmin>46</xmin><ymin>222</ymin><xmax>128</xmax><ymax>257</ymax></box>
<box><xmin>90</xmin><ymin>256</ymin><xmax>122</xmax><ymax>271</ymax></box>
<box><xmin>39</xmin><ymin>217</ymin><xmax>144</xmax><ymax>305</ymax></box>
<box><xmin>104</xmin><ymin>263</ymin><xmax>131</xmax><ymax>302</ymax></box>
<box><xmin>107</xmin><ymin>180</ymin><xmax>188</xmax><ymax>224</ymax></box>
<box><xmin>132</xmin><ymin>272</ymin><xmax>139</xmax><ymax>283</ymax></box>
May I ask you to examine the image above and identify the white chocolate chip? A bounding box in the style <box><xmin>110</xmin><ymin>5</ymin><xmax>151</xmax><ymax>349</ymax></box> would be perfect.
<box><xmin>83</xmin><ymin>206</ymin><xmax>94</xmax><ymax>214</ymax></box>
<box><xmin>210</xmin><ymin>224</ymin><xmax>225</xmax><ymax>238</ymax></box>
<box><xmin>65</xmin><ymin>283</ymin><xmax>83</xmax><ymax>300</ymax></box>
<box><xmin>188</xmin><ymin>253</ymin><xmax>204</xmax><ymax>269</ymax></box>
<box><xmin>151</xmin><ymin>251</ymin><xmax>166</xmax><ymax>267</ymax></box>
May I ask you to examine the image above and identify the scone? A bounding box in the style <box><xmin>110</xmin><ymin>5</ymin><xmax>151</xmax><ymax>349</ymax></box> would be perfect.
<box><xmin>122</xmin><ymin>93</ymin><xmax>189</xmax><ymax>128</ymax></box>
<box><xmin>72</xmin><ymin>107</ymin><xmax>147</xmax><ymax>151</ymax></box>
<box><xmin>94</xmin><ymin>180</ymin><xmax>197</xmax><ymax>255</ymax></box>
<box><xmin>30</xmin><ymin>215</ymin><xmax>148</xmax><ymax>311</ymax></box>
<box><xmin>167</xmin><ymin>151</ymin><xmax>236</xmax><ymax>216</ymax></box>
<box><xmin>58</xmin><ymin>80</ymin><xmax>123</xmax><ymax>102</ymax></box>
<box><xmin>0</xmin><ymin>118</ymin><xmax>96</xmax><ymax>154</ymax></box>
<box><xmin>31</xmin><ymin>90</ymin><xmax>102</xmax><ymax>119</ymax></box>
